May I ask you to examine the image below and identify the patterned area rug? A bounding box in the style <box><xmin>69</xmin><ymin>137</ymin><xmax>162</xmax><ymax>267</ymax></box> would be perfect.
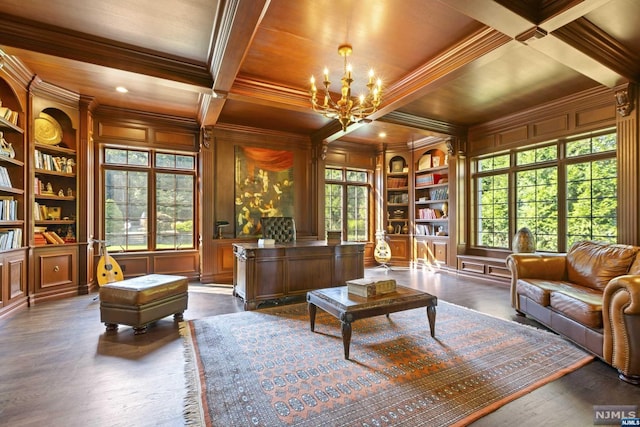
<box><xmin>182</xmin><ymin>301</ymin><xmax>593</xmax><ymax>426</ymax></box>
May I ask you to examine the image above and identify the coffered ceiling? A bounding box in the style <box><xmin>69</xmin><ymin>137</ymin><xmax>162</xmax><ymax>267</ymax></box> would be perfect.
<box><xmin>0</xmin><ymin>0</ymin><xmax>638</xmax><ymax>147</ymax></box>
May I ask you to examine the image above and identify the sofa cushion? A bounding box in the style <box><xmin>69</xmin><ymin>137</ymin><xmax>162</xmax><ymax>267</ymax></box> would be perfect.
<box><xmin>566</xmin><ymin>241</ymin><xmax>638</xmax><ymax>290</ymax></box>
<box><xmin>516</xmin><ymin>279</ymin><xmax>583</xmax><ymax>306</ymax></box>
<box><xmin>549</xmin><ymin>286</ymin><xmax>603</xmax><ymax>329</ymax></box>
<box><xmin>627</xmin><ymin>253</ymin><xmax>640</xmax><ymax>275</ymax></box>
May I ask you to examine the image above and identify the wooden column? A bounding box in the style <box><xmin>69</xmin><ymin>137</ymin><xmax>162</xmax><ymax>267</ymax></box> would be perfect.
<box><xmin>199</xmin><ymin>126</ymin><xmax>215</xmax><ymax>283</ymax></box>
<box><xmin>78</xmin><ymin>95</ymin><xmax>96</xmax><ymax>292</ymax></box>
<box><xmin>615</xmin><ymin>83</ymin><xmax>639</xmax><ymax>245</ymax></box>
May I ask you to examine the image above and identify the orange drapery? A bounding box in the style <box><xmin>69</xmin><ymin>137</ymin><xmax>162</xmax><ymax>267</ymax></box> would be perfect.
<box><xmin>241</xmin><ymin>147</ymin><xmax>293</xmax><ymax>172</ymax></box>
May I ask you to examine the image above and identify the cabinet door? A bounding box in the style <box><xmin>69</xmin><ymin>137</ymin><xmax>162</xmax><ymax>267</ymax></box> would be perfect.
<box><xmin>433</xmin><ymin>240</ymin><xmax>447</xmax><ymax>263</ymax></box>
<box><xmin>388</xmin><ymin>235</ymin><xmax>410</xmax><ymax>262</ymax></box>
<box><xmin>33</xmin><ymin>246</ymin><xmax>78</xmax><ymax>302</ymax></box>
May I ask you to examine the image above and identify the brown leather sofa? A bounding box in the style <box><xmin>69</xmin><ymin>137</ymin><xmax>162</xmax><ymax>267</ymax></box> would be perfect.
<box><xmin>507</xmin><ymin>241</ymin><xmax>640</xmax><ymax>385</ymax></box>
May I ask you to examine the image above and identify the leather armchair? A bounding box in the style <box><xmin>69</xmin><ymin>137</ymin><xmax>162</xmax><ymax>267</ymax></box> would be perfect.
<box><xmin>260</xmin><ymin>217</ymin><xmax>296</xmax><ymax>243</ymax></box>
<box><xmin>603</xmin><ymin>275</ymin><xmax>640</xmax><ymax>384</ymax></box>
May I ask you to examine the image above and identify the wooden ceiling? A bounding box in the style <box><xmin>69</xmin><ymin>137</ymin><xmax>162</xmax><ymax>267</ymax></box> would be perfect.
<box><xmin>0</xmin><ymin>0</ymin><xmax>638</xmax><ymax>147</ymax></box>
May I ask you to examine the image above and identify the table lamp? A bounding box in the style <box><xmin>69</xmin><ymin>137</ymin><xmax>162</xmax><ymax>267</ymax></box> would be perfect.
<box><xmin>215</xmin><ymin>220</ymin><xmax>230</xmax><ymax>239</ymax></box>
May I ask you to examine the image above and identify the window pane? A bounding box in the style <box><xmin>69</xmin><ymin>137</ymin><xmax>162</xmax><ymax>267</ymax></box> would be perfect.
<box><xmin>105</xmin><ymin>170</ymin><xmax>148</xmax><ymax>251</ymax></box>
<box><xmin>566</xmin><ymin>158</ymin><xmax>617</xmax><ymax>246</ymax></box>
<box><xmin>325</xmin><ymin>183</ymin><xmax>343</xmax><ymax>232</ymax></box>
<box><xmin>475</xmin><ymin>174</ymin><xmax>509</xmax><ymax>248</ymax></box>
<box><xmin>346</xmin><ymin>185</ymin><xmax>368</xmax><ymax>241</ymax></box>
<box><xmin>176</xmin><ymin>155</ymin><xmax>195</xmax><ymax>170</ymax></box>
<box><xmin>156</xmin><ymin>153</ymin><xmax>174</xmax><ymax>168</ymax></box>
<box><xmin>567</xmin><ymin>133</ymin><xmax>616</xmax><ymax>157</ymax></box>
<box><xmin>517</xmin><ymin>145</ymin><xmax>556</xmax><ymax>165</ymax></box>
<box><xmin>478</xmin><ymin>154</ymin><xmax>509</xmax><ymax>172</ymax></box>
<box><xmin>516</xmin><ymin>166</ymin><xmax>558</xmax><ymax>251</ymax></box>
<box><xmin>105</xmin><ymin>148</ymin><xmax>128</xmax><ymax>164</ymax></box>
<box><xmin>325</xmin><ymin>168</ymin><xmax>343</xmax><ymax>180</ymax></box>
<box><xmin>105</xmin><ymin>148</ymin><xmax>149</xmax><ymax>166</ymax></box>
<box><xmin>346</xmin><ymin>170</ymin><xmax>367</xmax><ymax>183</ymax></box>
<box><xmin>128</xmin><ymin>151</ymin><xmax>149</xmax><ymax>166</ymax></box>
<box><xmin>156</xmin><ymin>173</ymin><xmax>195</xmax><ymax>250</ymax></box>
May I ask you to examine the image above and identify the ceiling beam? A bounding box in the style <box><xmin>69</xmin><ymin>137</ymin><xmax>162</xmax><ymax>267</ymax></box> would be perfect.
<box><xmin>446</xmin><ymin>0</ymin><xmax>629</xmax><ymax>88</ymax></box>
<box><xmin>202</xmin><ymin>0</ymin><xmax>271</xmax><ymax>125</ymax></box>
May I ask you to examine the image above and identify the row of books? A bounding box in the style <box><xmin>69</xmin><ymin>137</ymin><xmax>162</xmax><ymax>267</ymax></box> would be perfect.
<box><xmin>0</xmin><ymin>166</ymin><xmax>13</xmax><ymax>188</ymax></box>
<box><xmin>388</xmin><ymin>193</ymin><xmax>408</xmax><ymax>204</ymax></box>
<box><xmin>416</xmin><ymin>173</ymin><xmax>443</xmax><ymax>186</ymax></box>
<box><xmin>0</xmin><ymin>106</ymin><xmax>19</xmax><ymax>126</ymax></box>
<box><xmin>0</xmin><ymin>228</ymin><xmax>22</xmax><ymax>250</ymax></box>
<box><xmin>34</xmin><ymin>150</ymin><xmax>74</xmax><ymax>174</ymax></box>
<box><xmin>33</xmin><ymin>202</ymin><xmax>62</xmax><ymax>221</ymax></box>
<box><xmin>34</xmin><ymin>230</ymin><xmax>65</xmax><ymax>245</ymax></box>
<box><xmin>415</xmin><ymin>224</ymin><xmax>447</xmax><ymax>236</ymax></box>
<box><xmin>0</xmin><ymin>197</ymin><xmax>18</xmax><ymax>221</ymax></box>
<box><xmin>428</xmin><ymin>188</ymin><xmax>448</xmax><ymax>201</ymax></box>
<box><xmin>387</xmin><ymin>176</ymin><xmax>408</xmax><ymax>188</ymax></box>
<box><xmin>417</xmin><ymin>207</ymin><xmax>444</xmax><ymax>219</ymax></box>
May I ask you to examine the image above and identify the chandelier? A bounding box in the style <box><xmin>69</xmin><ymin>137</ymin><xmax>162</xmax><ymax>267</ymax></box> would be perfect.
<box><xmin>310</xmin><ymin>44</ymin><xmax>382</xmax><ymax>131</ymax></box>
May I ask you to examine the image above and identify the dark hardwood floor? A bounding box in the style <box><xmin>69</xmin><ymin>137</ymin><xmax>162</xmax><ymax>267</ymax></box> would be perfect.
<box><xmin>1</xmin><ymin>268</ymin><xmax>638</xmax><ymax>426</ymax></box>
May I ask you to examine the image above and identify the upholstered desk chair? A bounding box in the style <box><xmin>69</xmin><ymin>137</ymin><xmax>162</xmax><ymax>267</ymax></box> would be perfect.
<box><xmin>260</xmin><ymin>217</ymin><xmax>296</xmax><ymax>243</ymax></box>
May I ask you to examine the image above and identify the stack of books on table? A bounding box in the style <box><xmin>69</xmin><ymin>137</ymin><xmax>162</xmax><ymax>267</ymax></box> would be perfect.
<box><xmin>346</xmin><ymin>278</ymin><xmax>397</xmax><ymax>298</ymax></box>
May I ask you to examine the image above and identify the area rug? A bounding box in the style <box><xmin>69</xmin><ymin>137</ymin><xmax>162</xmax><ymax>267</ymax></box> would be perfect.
<box><xmin>182</xmin><ymin>301</ymin><xmax>593</xmax><ymax>426</ymax></box>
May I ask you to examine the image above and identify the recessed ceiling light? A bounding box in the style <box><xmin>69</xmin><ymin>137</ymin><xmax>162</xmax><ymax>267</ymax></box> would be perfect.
<box><xmin>378</xmin><ymin>132</ymin><xmax>387</xmax><ymax>138</ymax></box>
<box><xmin>116</xmin><ymin>86</ymin><xmax>128</xmax><ymax>93</ymax></box>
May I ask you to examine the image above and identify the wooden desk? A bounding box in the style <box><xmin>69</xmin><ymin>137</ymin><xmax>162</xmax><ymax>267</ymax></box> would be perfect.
<box><xmin>233</xmin><ymin>241</ymin><xmax>364</xmax><ymax>310</ymax></box>
<box><xmin>307</xmin><ymin>286</ymin><xmax>437</xmax><ymax>359</ymax></box>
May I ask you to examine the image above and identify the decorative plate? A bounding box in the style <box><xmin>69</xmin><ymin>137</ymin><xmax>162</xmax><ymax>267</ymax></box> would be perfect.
<box><xmin>34</xmin><ymin>112</ymin><xmax>63</xmax><ymax>145</ymax></box>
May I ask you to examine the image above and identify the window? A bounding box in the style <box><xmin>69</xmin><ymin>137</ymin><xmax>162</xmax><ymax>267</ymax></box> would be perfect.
<box><xmin>325</xmin><ymin>167</ymin><xmax>370</xmax><ymax>241</ymax></box>
<box><xmin>472</xmin><ymin>130</ymin><xmax>617</xmax><ymax>252</ymax></box>
<box><xmin>103</xmin><ymin>148</ymin><xmax>196</xmax><ymax>251</ymax></box>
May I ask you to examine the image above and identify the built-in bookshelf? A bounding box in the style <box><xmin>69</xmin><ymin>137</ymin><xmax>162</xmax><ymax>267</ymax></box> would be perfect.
<box><xmin>414</xmin><ymin>145</ymin><xmax>450</xmax><ymax>266</ymax></box>
<box><xmin>0</xmin><ymin>92</ymin><xmax>25</xmax><ymax>251</ymax></box>
<box><xmin>32</xmin><ymin>110</ymin><xmax>77</xmax><ymax>246</ymax></box>
<box><xmin>0</xmin><ymin>75</ymin><xmax>28</xmax><ymax>318</ymax></box>
<box><xmin>383</xmin><ymin>152</ymin><xmax>412</xmax><ymax>265</ymax></box>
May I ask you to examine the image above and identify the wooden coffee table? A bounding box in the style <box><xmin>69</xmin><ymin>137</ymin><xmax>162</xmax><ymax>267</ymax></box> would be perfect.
<box><xmin>307</xmin><ymin>285</ymin><xmax>437</xmax><ymax>359</ymax></box>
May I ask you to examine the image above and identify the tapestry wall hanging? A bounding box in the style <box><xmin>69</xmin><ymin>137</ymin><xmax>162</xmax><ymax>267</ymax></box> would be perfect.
<box><xmin>235</xmin><ymin>146</ymin><xmax>294</xmax><ymax>237</ymax></box>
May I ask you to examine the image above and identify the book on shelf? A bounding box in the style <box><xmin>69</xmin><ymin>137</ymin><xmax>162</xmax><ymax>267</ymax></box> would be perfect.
<box><xmin>0</xmin><ymin>196</ymin><xmax>18</xmax><ymax>221</ymax></box>
<box><xmin>34</xmin><ymin>232</ymin><xmax>48</xmax><ymax>246</ymax></box>
<box><xmin>387</xmin><ymin>176</ymin><xmax>408</xmax><ymax>188</ymax></box>
<box><xmin>0</xmin><ymin>166</ymin><xmax>12</xmax><ymax>187</ymax></box>
<box><xmin>0</xmin><ymin>228</ymin><xmax>21</xmax><ymax>250</ymax></box>
<box><xmin>346</xmin><ymin>278</ymin><xmax>397</xmax><ymax>298</ymax></box>
<box><xmin>417</xmin><ymin>207</ymin><xmax>443</xmax><ymax>219</ymax></box>
<box><xmin>42</xmin><ymin>231</ymin><xmax>65</xmax><ymax>245</ymax></box>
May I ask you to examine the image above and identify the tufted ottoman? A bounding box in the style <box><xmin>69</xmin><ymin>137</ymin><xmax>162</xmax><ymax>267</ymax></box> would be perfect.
<box><xmin>99</xmin><ymin>274</ymin><xmax>189</xmax><ymax>334</ymax></box>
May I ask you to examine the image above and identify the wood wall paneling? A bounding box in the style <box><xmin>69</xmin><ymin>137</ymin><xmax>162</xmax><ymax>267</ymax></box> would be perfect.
<box><xmin>153</xmin><ymin>251</ymin><xmax>199</xmax><ymax>276</ymax></box>
<box><xmin>498</xmin><ymin>125</ymin><xmax>529</xmax><ymax>146</ymax></box>
<box><xmin>112</xmin><ymin>255</ymin><xmax>149</xmax><ymax>277</ymax></box>
<box><xmin>98</xmin><ymin>123</ymin><xmax>148</xmax><ymax>142</ymax></box>
<box><xmin>575</xmin><ymin>105</ymin><xmax>616</xmax><ymax>128</ymax></box>
<box><xmin>155</xmin><ymin>130</ymin><xmax>197</xmax><ymax>149</ymax></box>
<box><xmin>469</xmin><ymin>87</ymin><xmax>614</xmax><ymax>156</ymax></box>
<box><xmin>531</xmin><ymin>115</ymin><xmax>569</xmax><ymax>138</ymax></box>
